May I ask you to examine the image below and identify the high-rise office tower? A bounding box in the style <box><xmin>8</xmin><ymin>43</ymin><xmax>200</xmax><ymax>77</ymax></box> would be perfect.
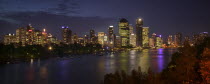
<box><xmin>78</xmin><ymin>37</ymin><xmax>85</xmax><ymax>45</ymax></box>
<box><xmin>62</xmin><ymin>26</ymin><xmax>72</xmax><ymax>44</ymax></box>
<box><xmin>104</xmin><ymin>34</ymin><xmax>108</xmax><ymax>46</ymax></box>
<box><xmin>156</xmin><ymin>35</ymin><xmax>163</xmax><ymax>48</ymax></box>
<box><xmin>42</xmin><ymin>29</ymin><xmax>48</xmax><ymax>44</ymax></box>
<box><xmin>142</xmin><ymin>27</ymin><xmax>149</xmax><ymax>47</ymax></box>
<box><xmin>115</xmin><ymin>35</ymin><xmax>122</xmax><ymax>48</ymax></box>
<box><xmin>4</xmin><ymin>33</ymin><xmax>16</xmax><ymax>45</ymax></box>
<box><xmin>26</xmin><ymin>24</ymin><xmax>35</xmax><ymax>45</ymax></box>
<box><xmin>16</xmin><ymin>27</ymin><xmax>26</xmax><ymax>46</ymax></box>
<box><xmin>130</xmin><ymin>33</ymin><xmax>136</xmax><ymax>47</ymax></box>
<box><xmin>119</xmin><ymin>18</ymin><xmax>130</xmax><ymax>47</ymax></box>
<box><xmin>84</xmin><ymin>35</ymin><xmax>89</xmax><ymax>44</ymax></box>
<box><xmin>73</xmin><ymin>33</ymin><xmax>78</xmax><ymax>43</ymax></box>
<box><xmin>174</xmin><ymin>33</ymin><xmax>182</xmax><ymax>47</ymax></box>
<box><xmin>34</xmin><ymin>30</ymin><xmax>43</xmax><ymax>45</ymax></box>
<box><xmin>98</xmin><ymin>32</ymin><xmax>105</xmax><ymax>46</ymax></box>
<box><xmin>129</xmin><ymin>24</ymin><xmax>134</xmax><ymax>34</ymax></box>
<box><xmin>136</xmin><ymin>18</ymin><xmax>143</xmax><ymax>47</ymax></box>
<box><xmin>90</xmin><ymin>29</ymin><xmax>96</xmax><ymax>44</ymax></box>
<box><xmin>108</xmin><ymin>26</ymin><xmax>114</xmax><ymax>42</ymax></box>
<box><xmin>108</xmin><ymin>26</ymin><xmax>114</xmax><ymax>47</ymax></box>
<box><xmin>47</xmin><ymin>33</ymin><xmax>57</xmax><ymax>44</ymax></box>
<box><xmin>167</xmin><ymin>35</ymin><xmax>173</xmax><ymax>45</ymax></box>
<box><xmin>149</xmin><ymin>38</ymin><xmax>155</xmax><ymax>48</ymax></box>
<box><xmin>90</xmin><ymin>29</ymin><xmax>95</xmax><ymax>38</ymax></box>
<box><xmin>151</xmin><ymin>33</ymin><xmax>157</xmax><ymax>46</ymax></box>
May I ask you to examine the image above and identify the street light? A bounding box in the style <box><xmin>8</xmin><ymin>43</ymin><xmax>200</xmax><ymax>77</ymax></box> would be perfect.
<box><xmin>48</xmin><ymin>46</ymin><xmax>52</xmax><ymax>50</ymax></box>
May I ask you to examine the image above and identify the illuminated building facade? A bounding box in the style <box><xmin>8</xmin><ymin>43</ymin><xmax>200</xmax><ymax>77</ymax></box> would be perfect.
<box><xmin>26</xmin><ymin>24</ymin><xmax>35</xmax><ymax>45</ymax></box>
<box><xmin>3</xmin><ymin>33</ymin><xmax>16</xmax><ymax>45</ymax></box>
<box><xmin>119</xmin><ymin>18</ymin><xmax>130</xmax><ymax>47</ymax></box>
<box><xmin>84</xmin><ymin>35</ymin><xmax>89</xmax><ymax>44</ymax></box>
<box><xmin>115</xmin><ymin>35</ymin><xmax>122</xmax><ymax>48</ymax></box>
<box><xmin>108</xmin><ymin>26</ymin><xmax>114</xmax><ymax>47</ymax></box>
<box><xmin>34</xmin><ymin>30</ymin><xmax>43</xmax><ymax>45</ymax></box>
<box><xmin>156</xmin><ymin>35</ymin><xmax>163</xmax><ymax>48</ymax></box>
<box><xmin>4</xmin><ymin>24</ymin><xmax>57</xmax><ymax>46</ymax></box>
<box><xmin>73</xmin><ymin>33</ymin><xmax>78</xmax><ymax>43</ymax></box>
<box><xmin>130</xmin><ymin>33</ymin><xmax>136</xmax><ymax>47</ymax></box>
<box><xmin>149</xmin><ymin>38</ymin><xmax>155</xmax><ymax>48</ymax></box>
<box><xmin>104</xmin><ymin>34</ymin><xmax>108</xmax><ymax>46</ymax></box>
<box><xmin>167</xmin><ymin>35</ymin><xmax>173</xmax><ymax>46</ymax></box>
<box><xmin>78</xmin><ymin>37</ymin><xmax>85</xmax><ymax>45</ymax></box>
<box><xmin>16</xmin><ymin>27</ymin><xmax>26</xmax><ymax>46</ymax></box>
<box><xmin>98</xmin><ymin>32</ymin><xmax>105</xmax><ymax>46</ymax></box>
<box><xmin>129</xmin><ymin>24</ymin><xmax>134</xmax><ymax>34</ymax></box>
<box><xmin>62</xmin><ymin>26</ymin><xmax>72</xmax><ymax>44</ymax></box>
<box><xmin>42</xmin><ymin>29</ymin><xmax>48</xmax><ymax>44</ymax></box>
<box><xmin>90</xmin><ymin>29</ymin><xmax>97</xmax><ymax>44</ymax></box>
<box><xmin>142</xmin><ymin>27</ymin><xmax>149</xmax><ymax>47</ymax></box>
<box><xmin>136</xmin><ymin>18</ymin><xmax>143</xmax><ymax>47</ymax></box>
<box><xmin>47</xmin><ymin>33</ymin><xmax>57</xmax><ymax>44</ymax></box>
<box><xmin>108</xmin><ymin>26</ymin><xmax>114</xmax><ymax>42</ymax></box>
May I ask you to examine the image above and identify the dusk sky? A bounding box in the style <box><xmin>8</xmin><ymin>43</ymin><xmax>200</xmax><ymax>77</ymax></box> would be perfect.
<box><xmin>0</xmin><ymin>0</ymin><xmax>210</xmax><ymax>40</ymax></box>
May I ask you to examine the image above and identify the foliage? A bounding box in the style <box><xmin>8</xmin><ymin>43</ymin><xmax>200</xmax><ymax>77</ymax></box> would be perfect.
<box><xmin>103</xmin><ymin>37</ymin><xmax>210</xmax><ymax>84</ymax></box>
<box><xmin>0</xmin><ymin>43</ymin><xmax>102</xmax><ymax>64</ymax></box>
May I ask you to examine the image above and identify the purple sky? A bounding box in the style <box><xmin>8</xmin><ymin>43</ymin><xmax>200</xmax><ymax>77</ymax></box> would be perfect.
<box><xmin>0</xmin><ymin>0</ymin><xmax>210</xmax><ymax>40</ymax></box>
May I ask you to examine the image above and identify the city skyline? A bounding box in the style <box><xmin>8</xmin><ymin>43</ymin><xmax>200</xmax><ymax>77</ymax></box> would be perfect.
<box><xmin>0</xmin><ymin>0</ymin><xmax>210</xmax><ymax>40</ymax></box>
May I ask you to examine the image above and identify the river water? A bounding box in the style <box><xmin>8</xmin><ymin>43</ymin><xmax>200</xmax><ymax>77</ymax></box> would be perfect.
<box><xmin>0</xmin><ymin>48</ymin><xmax>177</xmax><ymax>84</ymax></box>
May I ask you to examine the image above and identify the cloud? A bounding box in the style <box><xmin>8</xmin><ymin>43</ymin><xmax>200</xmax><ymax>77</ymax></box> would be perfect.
<box><xmin>0</xmin><ymin>0</ymin><xmax>80</xmax><ymax>16</ymax></box>
<box><xmin>0</xmin><ymin>11</ymin><xmax>116</xmax><ymax>39</ymax></box>
<box><xmin>46</xmin><ymin>0</ymin><xmax>80</xmax><ymax>15</ymax></box>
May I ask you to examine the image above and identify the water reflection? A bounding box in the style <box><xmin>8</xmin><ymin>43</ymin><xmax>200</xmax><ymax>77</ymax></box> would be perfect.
<box><xmin>157</xmin><ymin>49</ymin><xmax>164</xmax><ymax>72</ymax></box>
<box><xmin>129</xmin><ymin>50</ymin><xmax>136</xmax><ymax>69</ymax></box>
<box><xmin>0</xmin><ymin>49</ymin><xmax>177</xmax><ymax>84</ymax></box>
<box><xmin>119</xmin><ymin>51</ymin><xmax>128</xmax><ymax>72</ymax></box>
<box><xmin>30</xmin><ymin>59</ymin><xmax>34</xmax><ymax>67</ymax></box>
<box><xmin>138</xmin><ymin>49</ymin><xmax>150</xmax><ymax>72</ymax></box>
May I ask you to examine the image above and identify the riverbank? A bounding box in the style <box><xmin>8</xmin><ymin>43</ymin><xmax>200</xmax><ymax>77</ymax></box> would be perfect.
<box><xmin>0</xmin><ymin>48</ymin><xmax>177</xmax><ymax>84</ymax></box>
<box><xmin>102</xmin><ymin>37</ymin><xmax>210</xmax><ymax>84</ymax></box>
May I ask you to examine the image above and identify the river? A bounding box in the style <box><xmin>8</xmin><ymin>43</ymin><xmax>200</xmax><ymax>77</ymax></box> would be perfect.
<box><xmin>0</xmin><ymin>48</ymin><xmax>177</xmax><ymax>84</ymax></box>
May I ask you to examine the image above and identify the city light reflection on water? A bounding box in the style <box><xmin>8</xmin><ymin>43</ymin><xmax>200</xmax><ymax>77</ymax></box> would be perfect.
<box><xmin>0</xmin><ymin>48</ymin><xmax>177</xmax><ymax>84</ymax></box>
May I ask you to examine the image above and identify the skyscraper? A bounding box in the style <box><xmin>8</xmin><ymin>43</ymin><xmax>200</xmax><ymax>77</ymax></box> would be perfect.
<box><xmin>34</xmin><ymin>30</ymin><xmax>43</xmax><ymax>45</ymax></box>
<box><xmin>174</xmin><ymin>33</ymin><xmax>182</xmax><ymax>47</ymax></box>
<box><xmin>42</xmin><ymin>29</ymin><xmax>48</xmax><ymax>44</ymax></box>
<box><xmin>129</xmin><ymin>24</ymin><xmax>134</xmax><ymax>34</ymax></box>
<box><xmin>26</xmin><ymin>24</ymin><xmax>35</xmax><ymax>45</ymax></box>
<box><xmin>115</xmin><ymin>35</ymin><xmax>122</xmax><ymax>48</ymax></box>
<box><xmin>108</xmin><ymin>26</ymin><xmax>114</xmax><ymax>42</ymax></box>
<box><xmin>16</xmin><ymin>27</ymin><xmax>26</xmax><ymax>46</ymax></box>
<box><xmin>119</xmin><ymin>18</ymin><xmax>130</xmax><ymax>47</ymax></box>
<box><xmin>156</xmin><ymin>35</ymin><xmax>163</xmax><ymax>48</ymax></box>
<box><xmin>98</xmin><ymin>32</ymin><xmax>105</xmax><ymax>46</ymax></box>
<box><xmin>73</xmin><ymin>33</ymin><xmax>78</xmax><ymax>43</ymax></box>
<box><xmin>90</xmin><ymin>29</ymin><xmax>96</xmax><ymax>44</ymax></box>
<box><xmin>47</xmin><ymin>33</ymin><xmax>57</xmax><ymax>44</ymax></box>
<box><xmin>108</xmin><ymin>26</ymin><xmax>114</xmax><ymax>47</ymax></box>
<box><xmin>149</xmin><ymin>38</ymin><xmax>155</xmax><ymax>48</ymax></box>
<box><xmin>167</xmin><ymin>35</ymin><xmax>173</xmax><ymax>46</ymax></box>
<box><xmin>130</xmin><ymin>33</ymin><xmax>136</xmax><ymax>47</ymax></box>
<box><xmin>84</xmin><ymin>35</ymin><xmax>89</xmax><ymax>45</ymax></box>
<box><xmin>4</xmin><ymin>33</ymin><xmax>16</xmax><ymax>45</ymax></box>
<box><xmin>142</xmin><ymin>27</ymin><xmax>149</xmax><ymax>47</ymax></box>
<box><xmin>136</xmin><ymin>18</ymin><xmax>143</xmax><ymax>47</ymax></box>
<box><xmin>62</xmin><ymin>26</ymin><xmax>72</xmax><ymax>44</ymax></box>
